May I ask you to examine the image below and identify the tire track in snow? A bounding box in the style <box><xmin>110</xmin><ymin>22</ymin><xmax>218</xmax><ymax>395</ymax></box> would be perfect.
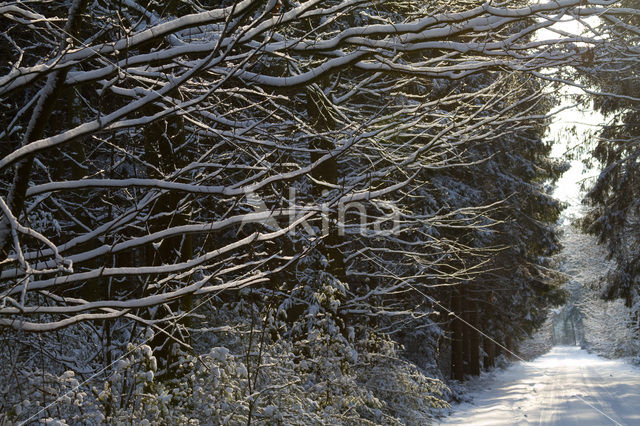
<box><xmin>441</xmin><ymin>347</ymin><xmax>640</xmax><ymax>425</ymax></box>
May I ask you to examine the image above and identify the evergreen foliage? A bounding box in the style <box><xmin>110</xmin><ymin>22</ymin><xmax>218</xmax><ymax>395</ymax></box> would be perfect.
<box><xmin>1</xmin><ymin>0</ymin><xmax>636</xmax><ymax>423</ymax></box>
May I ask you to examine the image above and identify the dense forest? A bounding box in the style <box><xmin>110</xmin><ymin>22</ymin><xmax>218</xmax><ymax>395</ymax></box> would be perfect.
<box><xmin>0</xmin><ymin>0</ymin><xmax>639</xmax><ymax>424</ymax></box>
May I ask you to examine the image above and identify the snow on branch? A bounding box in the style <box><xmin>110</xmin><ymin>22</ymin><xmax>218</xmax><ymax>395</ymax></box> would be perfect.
<box><xmin>1</xmin><ymin>0</ymin><xmax>638</xmax><ymax>332</ymax></box>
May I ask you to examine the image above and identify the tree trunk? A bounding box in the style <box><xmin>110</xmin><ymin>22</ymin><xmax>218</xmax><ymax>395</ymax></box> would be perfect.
<box><xmin>0</xmin><ymin>0</ymin><xmax>87</xmax><ymax>260</ymax></box>
<box><xmin>142</xmin><ymin>114</ymin><xmax>192</xmax><ymax>370</ymax></box>
<box><xmin>306</xmin><ymin>86</ymin><xmax>347</xmax><ymax>283</ymax></box>
<box><xmin>451</xmin><ymin>293</ymin><xmax>465</xmax><ymax>381</ymax></box>
<box><xmin>483</xmin><ymin>337</ymin><xmax>495</xmax><ymax>369</ymax></box>
<box><xmin>468</xmin><ymin>303</ymin><xmax>481</xmax><ymax>376</ymax></box>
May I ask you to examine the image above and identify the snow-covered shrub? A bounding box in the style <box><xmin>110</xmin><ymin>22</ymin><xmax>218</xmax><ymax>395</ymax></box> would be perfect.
<box><xmin>1</xmin><ymin>310</ymin><xmax>450</xmax><ymax>425</ymax></box>
<box><xmin>357</xmin><ymin>339</ymin><xmax>449</xmax><ymax>424</ymax></box>
<box><xmin>3</xmin><ymin>368</ymin><xmax>89</xmax><ymax>425</ymax></box>
<box><xmin>1</xmin><ymin>249</ymin><xmax>450</xmax><ymax>425</ymax></box>
<box><xmin>518</xmin><ymin>315</ymin><xmax>553</xmax><ymax>360</ymax></box>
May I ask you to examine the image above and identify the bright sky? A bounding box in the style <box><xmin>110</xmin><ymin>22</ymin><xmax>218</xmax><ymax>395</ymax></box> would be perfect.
<box><xmin>546</xmin><ymin>97</ymin><xmax>602</xmax><ymax>218</ymax></box>
<box><xmin>535</xmin><ymin>14</ymin><xmax>604</xmax><ymax>219</ymax></box>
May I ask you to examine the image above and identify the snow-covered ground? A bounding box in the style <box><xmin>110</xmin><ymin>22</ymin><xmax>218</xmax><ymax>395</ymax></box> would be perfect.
<box><xmin>441</xmin><ymin>346</ymin><xmax>640</xmax><ymax>425</ymax></box>
<box><xmin>440</xmin><ymin>218</ymin><xmax>640</xmax><ymax>424</ymax></box>
<box><xmin>440</xmin><ymin>225</ymin><xmax>640</xmax><ymax>424</ymax></box>
<box><xmin>441</xmin><ymin>222</ymin><xmax>640</xmax><ymax>424</ymax></box>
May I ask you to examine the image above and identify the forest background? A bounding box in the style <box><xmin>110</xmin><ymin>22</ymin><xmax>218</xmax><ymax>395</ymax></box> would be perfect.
<box><xmin>1</xmin><ymin>0</ymin><xmax>640</xmax><ymax>423</ymax></box>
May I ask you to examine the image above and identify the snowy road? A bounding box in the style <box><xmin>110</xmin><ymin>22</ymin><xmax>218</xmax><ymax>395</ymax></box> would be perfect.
<box><xmin>442</xmin><ymin>346</ymin><xmax>640</xmax><ymax>425</ymax></box>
